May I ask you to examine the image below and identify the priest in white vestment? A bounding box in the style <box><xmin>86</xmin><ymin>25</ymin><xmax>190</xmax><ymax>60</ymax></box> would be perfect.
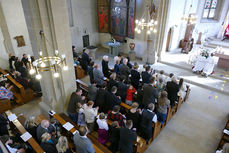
<box><xmin>202</xmin><ymin>53</ymin><xmax>215</xmax><ymax>76</ymax></box>
<box><xmin>192</xmin><ymin>53</ymin><xmax>206</xmax><ymax>73</ymax></box>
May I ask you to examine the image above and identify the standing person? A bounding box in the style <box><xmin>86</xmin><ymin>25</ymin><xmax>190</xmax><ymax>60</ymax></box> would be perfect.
<box><xmin>109</xmin><ymin>121</ymin><xmax>120</xmax><ymax>153</ymax></box>
<box><xmin>142</xmin><ymin>77</ymin><xmax>158</xmax><ymax>107</ymax></box>
<box><xmin>36</xmin><ymin>120</ymin><xmax>50</xmax><ymax>142</ymax></box>
<box><xmin>119</xmin><ymin>58</ymin><xmax>130</xmax><ymax>80</ymax></box>
<box><xmin>81</xmin><ymin>49</ymin><xmax>91</xmax><ymax>75</ymax></box>
<box><xmin>8</xmin><ymin>54</ymin><xmax>16</xmax><ymax>71</ymax></box>
<box><xmin>166</xmin><ymin>76</ymin><xmax>179</xmax><ymax>107</ymax></box>
<box><xmin>102</xmin><ymin>55</ymin><xmax>110</xmax><ymax>78</ymax></box>
<box><xmin>96</xmin><ymin>113</ymin><xmax>109</xmax><ymax>145</ymax></box>
<box><xmin>125</xmin><ymin>85</ymin><xmax>136</xmax><ymax>106</ymax></box>
<box><xmin>88</xmin><ymin>61</ymin><xmax>95</xmax><ymax>84</ymax></box>
<box><xmin>83</xmin><ymin>101</ymin><xmax>99</xmax><ymax>133</ymax></box>
<box><xmin>24</xmin><ymin>116</ymin><xmax>37</xmax><ymax>140</ymax></box>
<box><xmin>192</xmin><ymin>52</ymin><xmax>206</xmax><ymax>74</ymax></box>
<box><xmin>107</xmin><ymin>105</ymin><xmax>124</xmax><ymax>126</ymax></box>
<box><xmin>0</xmin><ymin>114</ymin><xmax>9</xmax><ymax>136</ymax></box>
<box><xmin>126</xmin><ymin>102</ymin><xmax>141</xmax><ymax>129</ymax></box>
<box><xmin>126</xmin><ymin>57</ymin><xmax>133</xmax><ymax>69</ymax></box>
<box><xmin>141</xmin><ymin>65</ymin><xmax>152</xmax><ymax>85</ymax></box>
<box><xmin>157</xmin><ymin>91</ymin><xmax>170</xmax><ymax>124</ymax></box>
<box><xmin>156</xmin><ymin>77</ymin><xmax>165</xmax><ymax>97</ymax></box>
<box><xmin>116</xmin><ymin>75</ymin><xmax>128</xmax><ymax>102</ymax></box>
<box><xmin>140</xmin><ymin>103</ymin><xmax>157</xmax><ymax>143</ymax></box>
<box><xmin>56</xmin><ymin>136</ymin><xmax>73</xmax><ymax>153</ymax></box>
<box><xmin>40</xmin><ymin>133</ymin><xmax>58</xmax><ymax>153</ymax></box>
<box><xmin>72</xmin><ymin>46</ymin><xmax>78</xmax><ymax>58</ymax></box>
<box><xmin>119</xmin><ymin>120</ymin><xmax>137</xmax><ymax>153</ymax></box>
<box><xmin>73</xmin><ymin>126</ymin><xmax>95</xmax><ymax>153</ymax></box>
<box><xmin>21</xmin><ymin>54</ymin><xmax>28</xmax><ymax>67</ymax></box>
<box><xmin>202</xmin><ymin>53</ymin><xmax>215</xmax><ymax>77</ymax></box>
<box><xmin>131</xmin><ymin>62</ymin><xmax>140</xmax><ymax>89</ymax></box>
<box><xmin>67</xmin><ymin>89</ymin><xmax>85</xmax><ymax>123</ymax></box>
<box><xmin>88</xmin><ymin>81</ymin><xmax>98</xmax><ymax>101</ymax></box>
<box><xmin>95</xmin><ymin>84</ymin><xmax>108</xmax><ymax>112</ymax></box>
<box><xmin>105</xmin><ymin>86</ymin><xmax>121</xmax><ymax>112</ymax></box>
<box><xmin>108</xmin><ymin>73</ymin><xmax>118</xmax><ymax>91</ymax></box>
<box><xmin>113</xmin><ymin>57</ymin><xmax>120</xmax><ymax>74</ymax></box>
<box><xmin>93</xmin><ymin>64</ymin><xmax>104</xmax><ymax>86</ymax></box>
<box><xmin>17</xmin><ymin>61</ymin><xmax>28</xmax><ymax>79</ymax></box>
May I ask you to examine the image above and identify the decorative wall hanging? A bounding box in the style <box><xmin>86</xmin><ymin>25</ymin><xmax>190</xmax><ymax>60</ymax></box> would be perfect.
<box><xmin>14</xmin><ymin>35</ymin><xmax>25</xmax><ymax>47</ymax></box>
<box><xmin>98</xmin><ymin>0</ymin><xmax>110</xmax><ymax>33</ymax></box>
<box><xmin>127</xmin><ymin>0</ymin><xmax>136</xmax><ymax>39</ymax></box>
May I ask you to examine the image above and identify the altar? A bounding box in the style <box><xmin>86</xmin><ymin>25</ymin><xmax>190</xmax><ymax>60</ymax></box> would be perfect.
<box><xmin>214</xmin><ymin>53</ymin><xmax>229</xmax><ymax>69</ymax></box>
<box><xmin>104</xmin><ymin>41</ymin><xmax>121</xmax><ymax>56</ymax></box>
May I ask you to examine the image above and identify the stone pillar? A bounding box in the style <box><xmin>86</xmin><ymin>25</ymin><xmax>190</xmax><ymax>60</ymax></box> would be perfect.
<box><xmin>27</xmin><ymin>0</ymin><xmax>76</xmax><ymax>113</ymax></box>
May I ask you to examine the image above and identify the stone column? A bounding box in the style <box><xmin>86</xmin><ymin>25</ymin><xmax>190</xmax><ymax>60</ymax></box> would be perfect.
<box><xmin>27</xmin><ymin>0</ymin><xmax>76</xmax><ymax>113</ymax></box>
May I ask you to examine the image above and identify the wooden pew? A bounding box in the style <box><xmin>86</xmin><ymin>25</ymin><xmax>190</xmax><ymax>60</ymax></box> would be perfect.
<box><xmin>217</xmin><ymin>118</ymin><xmax>229</xmax><ymax>150</ymax></box>
<box><xmin>0</xmin><ymin>138</ymin><xmax>10</xmax><ymax>153</ymax></box>
<box><xmin>50</xmin><ymin>112</ymin><xmax>111</xmax><ymax>153</ymax></box>
<box><xmin>5</xmin><ymin>110</ymin><xmax>44</xmax><ymax>153</ymax></box>
<box><xmin>0</xmin><ymin>68</ymin><xmax>34</xmax><ymax>104</ymax></box>
<box><xmin>0</xmin><ymin>99</ymin><xmax>11</xmax><ymax>113</ymax></box>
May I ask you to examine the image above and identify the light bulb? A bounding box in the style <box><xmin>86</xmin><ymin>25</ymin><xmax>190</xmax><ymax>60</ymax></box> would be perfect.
<box><xmin>135</xmin><ymin>28</ymin><xmax>138</xmax><ymax>31</ymax></box>
<box><xmin>137</xmin><ymin>30</ymin><xmax>141</xmax><ymax>34</ymax></box>
<box><xmin>153</xmin><ymin>29</ymin><xmax>157</xmax><ymax>33</ymax></box>
<box><xmin>40</xmin><ymin>62</ymin><xmax>46</xmax><ymax>68</ymax></box>
<box><xmin>36</xmin><ymin>74</ymin><xmax>42</xmax><ymax>80</ymax></box>
<box><xmin>63</xmin><ymin>66</ymin><xmax>68</xmax><ymax>71</ymax></box>
<box><xmin>147</xmin><ymin>30</ymin><xmax>151</xmax><ymax>34</ymax></box>
<box><xmin>154</xmin><ymin>21</ymin><xmax>158</xmax><ymax>25</ymax></box>
<box><xmin>29</xmin><ymin>69</ymin><xmax>35</xmax><ymax>75</ymax></box>
<box><xmin>61</xmin><ymin>54</ymin><xmax>66</xmax><ymax>59</ymax></box>
<box><xmin>141</xmin><ymin>19</ymin><xmax>145</xmax><ymax>23</ymax></box>
<box><xmin>150</xmin><ymin>27</ymin><xmax>153</xmax><ymax>31</ymax></box>
<box><xmin>135</xmin><ymin>20</ymin><xmax>139</xmax><ymax>24</ymax></box>
<box><xmin>151</xmin><ymin>19</ymin><xmax>154</xmax><ymax>23</ymax></box>
<box><xmin>55</xmin><ymin>50</ymin><xmax>59</xmax><ymax>55</ymax></box>
<box><xmin>39</xmin><ymin>51</ymin><xmax>43</xmax><ymax>56</ymax></box>
<box><xmin>53</xmin><ymin>72</ymin><xmax>59</xmax><ymax>78</ymax></box>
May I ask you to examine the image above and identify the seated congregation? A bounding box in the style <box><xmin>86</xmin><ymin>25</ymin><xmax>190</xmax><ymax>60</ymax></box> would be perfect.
<box><xmin>0</xmin><ymin>53</ymin><xmax>42</xmax><ymax>113</ymax></box>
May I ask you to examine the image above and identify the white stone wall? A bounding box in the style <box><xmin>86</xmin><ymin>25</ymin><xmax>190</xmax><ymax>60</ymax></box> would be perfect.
<box><xmin>0</xmin><ymin>27</ymin><xmax>9</xmax><ymax>69</ymax></box>
<box><xmin>69</xmin><ymin>0</ymin><xmax>100</xmax><ymax>52</ymax></box>
<box><xmin>1</xmin><ymin>0</ymin><xmax>33</xmax><ymax>58</ymax></box>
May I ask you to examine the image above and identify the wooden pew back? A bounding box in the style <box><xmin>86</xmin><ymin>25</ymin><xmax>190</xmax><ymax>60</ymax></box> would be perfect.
<box><xmin>5</xmin><ymin>111</ymin><xmax>44</xmax><ymax>153</ymax></box>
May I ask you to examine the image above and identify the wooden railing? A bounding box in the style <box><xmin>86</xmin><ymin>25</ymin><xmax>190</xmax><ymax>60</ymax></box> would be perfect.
<box><xmin>0</xmin><ymin>67</ymin><xmax>34</xmax><ymax>104</ymax></box>
<box><xmin>5</xmin><ymin>110</ymin><xmax>44</xmax><ymax>153</ymax></box>
<box><xmin>217</xmin><ymin>117</ymin><xmax>229</xmax><ymax>150</ymax></box>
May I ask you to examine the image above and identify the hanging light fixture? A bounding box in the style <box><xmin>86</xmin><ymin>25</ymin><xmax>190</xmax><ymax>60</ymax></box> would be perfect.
<box><xmin>181</xmin><ymin>4</ymin><xmax>197</xmax><ymax>24</ymax></box>
<box><xmin>135</xmin><ymin>1</ymin><xmax>157</xmax><ymax>35</ymax></box>
<box><xmin>28</xmin><ymin>30</ymin><xmax>68</xmax><ymax>80</ymax></box>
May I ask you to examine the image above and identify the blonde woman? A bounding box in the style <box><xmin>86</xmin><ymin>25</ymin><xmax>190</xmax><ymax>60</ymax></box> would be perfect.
<box><xmin>56</xmin><ymin>136</ymin><xmax>72</xmax><ymax>153</ymax></box>
<box><xmin>40</xmin><ymin>133</ymin><xmax>57</xmax><ymax>153</ymax></box>
<box><xmin>24</xmin><ymin>116</ymin><xmax>37</xmax><ymax>140</ymax></box>
<box><xmin>156</xmin><ymin>91</ymin><xmax>170</xmax><ymax>124</ymax></box>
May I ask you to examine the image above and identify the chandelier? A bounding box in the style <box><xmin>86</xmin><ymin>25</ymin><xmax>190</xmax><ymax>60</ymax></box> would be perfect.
<box><xmin>181</xmin><ymin>5</ymin><xmax>197</xmax><ymax>24</ymax></box>
<box><xmin>28</xmin><ymin>31</ymin><xmax>68</xmax><ymax>80</ymax></box>
<box><xmin>135</xmin><ymin>3</ymin><xmax>157</xmax><ymax>35</ymax></box>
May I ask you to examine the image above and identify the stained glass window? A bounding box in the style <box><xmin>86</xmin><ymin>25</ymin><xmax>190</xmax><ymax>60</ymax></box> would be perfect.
<box><xmin>203</xmin><ymin>0</ymin><xmax>218</xmax><ymax>19</ymax></box>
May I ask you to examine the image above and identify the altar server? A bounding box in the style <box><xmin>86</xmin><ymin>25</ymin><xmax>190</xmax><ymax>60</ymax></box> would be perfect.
<box><xmin>192</xmin><ymin>53</ymin><xmax>206</xmax><ymax>73</ymax></box>
<box><xmin>202</xmin><ymin>53</ymin><xmax>215</xmax><ymax>76</ymax></box>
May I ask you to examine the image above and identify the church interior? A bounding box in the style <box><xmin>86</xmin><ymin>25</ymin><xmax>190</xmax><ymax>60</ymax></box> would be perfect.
<box><xmin>0</xmin><ymin>0</ymin><xmax>229</xmax><ymax>153</ymax></box>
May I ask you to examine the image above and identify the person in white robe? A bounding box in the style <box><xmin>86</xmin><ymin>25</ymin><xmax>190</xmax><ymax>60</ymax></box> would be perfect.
<box><xmin>192</xmin><ymin>53</ymin><xmax>206</xmax><ymax>73</ymax></box>
<box><xmin>202</xmin><ymin>53</ymin><xmax>215</xmax><ymax>76</ymax></box>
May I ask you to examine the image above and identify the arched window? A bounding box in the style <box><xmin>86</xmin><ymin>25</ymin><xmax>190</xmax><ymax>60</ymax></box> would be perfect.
<box><xmin>203</xmin><ymin>0</ymin><xmax>218</xmax><ymax>19</ymax></box>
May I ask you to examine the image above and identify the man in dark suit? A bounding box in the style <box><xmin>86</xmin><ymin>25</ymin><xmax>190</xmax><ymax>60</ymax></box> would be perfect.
<box><xmin>166</xmin><ymin>76</ymin><xmax>180</xmax><ymax>106</ymax></box>
<box><xmin>131</xmin><ymin>62</ymin><xmax>140</xmax><ymax>89</ymax></box>
<box><xmin>141</xmin><ymin>65</ymin><xmax>152</xmax><ymax>85</ymax></box>
<box><xmin>105</xmin><ymin>86</ymin><xmax>121</xmax><ymax>113</ymax></box>
<box><xmin>81</xmin><ymin>49</ymin><xmax>90</xmax><ymax>74</ymax></box>
<box><xmin>95</xmin><ymin>84</ymin><xmax>108</xmax><ymax>112</ymax></box>
<box><xmin>102</xmin><ymin>55</ymin><xmax>110</xmax><ymax>78</ymax></box>
<box><xmin>21</xmin><ymin>53</ymin><xmax>28</xmax><ymax>66</ymax></box>
<box><xmin>116</xmin><ymin>75</ymin><xmax>128</xmax><ymax>102</ymax></box>
<box><xmin>119</xmin><ymin>58</ymin><xmax>130</xmax><ymax>80</ymax></box>
<box><xmin>119</xmin><ymin>120</ymin><xmax>137</xmax><ymax>153</ymax></box>
<box><xmin>73</xmin><ymin>126</ymin><xmax>95</xmax><ymax>153</ymax></box>
<box><xmin>67</xmin><ymin>89</ymin><xmax>85</xmax><ymax>123</ymax></box>
<box><xmin>142</xmin><ymin>77</ymin><xmax>158</xmax><ymax>108</ymax></box>
<box><xmin>36</xmin><ymin>120</ymin><xmax>50</xmax><ymax>142</ymax></box>
<box><xmin>140</xmin><ymin>103</ymin><xmax>157</xmax><ymax>143</ymax></box>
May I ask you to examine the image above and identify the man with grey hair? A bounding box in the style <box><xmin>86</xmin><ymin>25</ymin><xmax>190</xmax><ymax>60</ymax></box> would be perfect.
<box><xmin>36</xmin><ymin>120</ymin><xmax>50</xmax><ymax>142</ymax></box>
<box><xmin>119</xmin><ymin>58</ymin><xmax>130</xmax><ymax>80</ymax></box>
<box><xmin>93</xmin><ymin>64</ymin><xmax>104</xmax><ymax>86</ymax></box>
<box><xmin>102</xmin><ymin>55</ymin><xmax>110</xmax><ymax>77</ymax></box>
<box><xmin>166</xmin><ymin>76</ymin><xmax>179</xmax><ymax>107</ymax></box>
